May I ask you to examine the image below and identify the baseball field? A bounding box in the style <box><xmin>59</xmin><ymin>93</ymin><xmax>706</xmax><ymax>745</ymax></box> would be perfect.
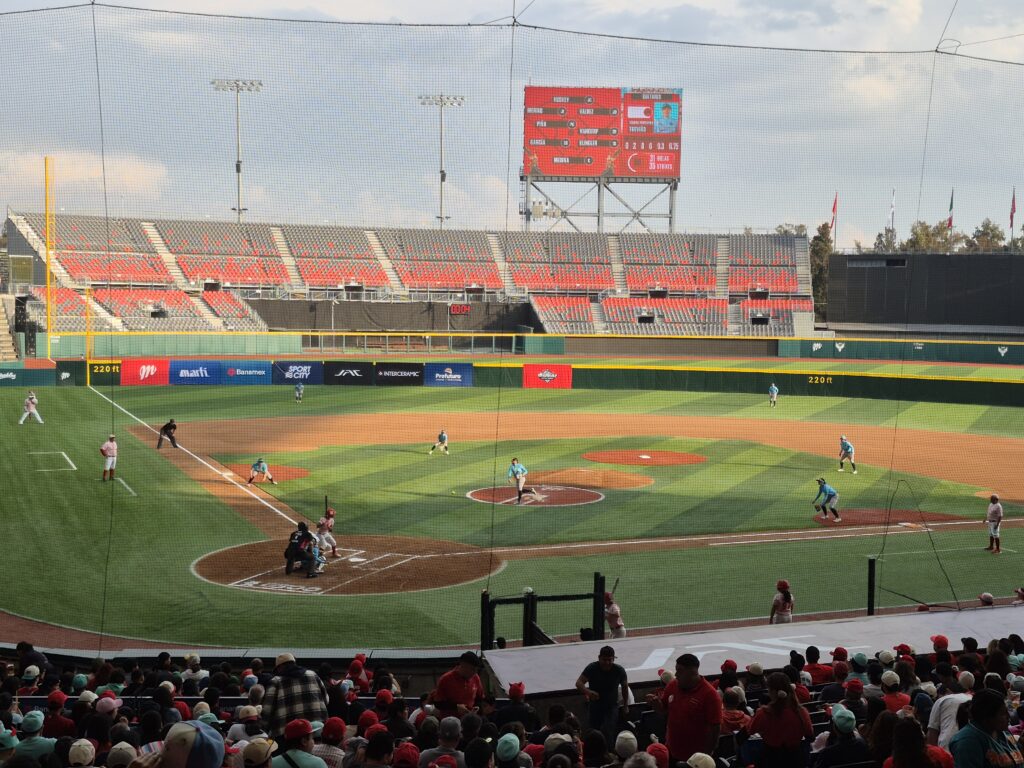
<box><xmin>3</xmin><ymin>371</ymin><xmax>1023</xmax><ymax>650</ymax></box>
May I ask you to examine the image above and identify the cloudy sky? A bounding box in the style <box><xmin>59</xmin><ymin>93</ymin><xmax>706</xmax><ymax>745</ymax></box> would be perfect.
<box><xmin>1</xmin><ymin>0</ymin><xmax>1022</xmax><ymax>247</ymax></box>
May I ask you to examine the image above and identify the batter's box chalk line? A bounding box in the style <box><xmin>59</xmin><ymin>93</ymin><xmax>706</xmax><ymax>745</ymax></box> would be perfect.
<box><xmin>30</xmin><ymin>451</ymin><xmax>77</xmax><ymax>472</ymax></box>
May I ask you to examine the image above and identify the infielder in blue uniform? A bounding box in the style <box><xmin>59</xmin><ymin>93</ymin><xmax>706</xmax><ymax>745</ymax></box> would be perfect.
<box><xmin>768</xmin><ymin>383</ymin><xmax>779</xmax><ymax>408</ymax></box>
<box><xmin>838</xmin><ymin>435</ymin><xmax>856</xmax><ymax>473</ymax></box>
<box><xmin>247</xmin><ymin>458</ymin><xmax>277</xmax><ymax>485</ymax></box>
<box><xmin>507</xmin><ymin>458</ymin><xmax>535</xmax><ymax>504</ymax></box>
<box><xmin>429</xmin><ymin>429</ymin><xmax>449</xmax><ymax>456</ymax></box>
<box><xmin>814</xmin><ymin>477</ymin><xmax>841</xmax><ymax>522</ymax></box>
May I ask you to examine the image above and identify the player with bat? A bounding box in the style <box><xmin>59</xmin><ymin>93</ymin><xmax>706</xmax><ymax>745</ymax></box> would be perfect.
<box><xmin>604</xmin><ymin>578</ymin><xmax>625</xmax><ymax>638</ymax></box>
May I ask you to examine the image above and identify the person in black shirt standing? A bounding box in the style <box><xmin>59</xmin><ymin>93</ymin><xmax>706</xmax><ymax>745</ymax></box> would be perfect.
<box><xmin>157</xmin><ymin>419</ymin><xmax>178</xmax><ymax>449</ymax></box>
<box><xmin>576</xmin><ymin>645</ymin><xmax>629</xmax><ymax>741</ymax></box>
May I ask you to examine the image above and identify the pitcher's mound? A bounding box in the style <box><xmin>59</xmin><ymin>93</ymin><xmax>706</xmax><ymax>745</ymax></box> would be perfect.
<box><xmin>584</xmin><ymin>450</ymin><xmax>706</xmax><ymax>466</ymax></box>
<box><xmin>225</xmin><ymin>465</ymin><xmax>309</xmax><ymax>482</ymax></box>
<box><xmin>531</xmin><ymin>468</ymin><xmax>653</xmax><ymax>489</ymax></box>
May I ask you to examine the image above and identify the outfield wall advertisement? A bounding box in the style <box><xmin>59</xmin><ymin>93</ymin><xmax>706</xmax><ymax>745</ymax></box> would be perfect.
<box><xmin>324</xmin><ymin>361</ymin><xmax>374</xmax><ymax>385</ymax></box>
<box><xmin>425</xmin><ymin>363</ymin><xmax>473</xmax><ymax>387</ymax></box>
<box><xmin>170</xmin><ymin>360</ymin><xmax>223</xmax><ymax>385</ymax></box>
<box><xmin>223</xmin><ymin>362</ymin><xmax>272</xmax><ymax>385</ymax></box>
<box><xmin>120</xmin><ymin>359</ymin><xmax>170</xmax><ymax>386</ymax></box>
<box><xmin>375</xmin><ymin>362</ymin><xmax>424</xmax><ymax>386</ymax></box>
<box><xmin>272</xmin><ymin>361</ymin><xmax>324</xmax><ymax>385</ymax></box>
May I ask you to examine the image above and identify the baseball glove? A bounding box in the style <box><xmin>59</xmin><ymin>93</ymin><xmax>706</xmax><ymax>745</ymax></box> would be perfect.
<box><xmin>813</xmin><ymin>504</ymin><xmax>822</xmax><ymax>512</ymax></box>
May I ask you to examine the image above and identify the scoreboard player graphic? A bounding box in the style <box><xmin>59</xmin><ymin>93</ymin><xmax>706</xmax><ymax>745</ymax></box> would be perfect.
<box><xmin>523</xmin><ymin>87</ymin><xmax>682</xmax><ymax>179</ymax></box>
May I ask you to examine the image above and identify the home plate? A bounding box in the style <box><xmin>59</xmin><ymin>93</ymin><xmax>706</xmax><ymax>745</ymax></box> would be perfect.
<box><xmin>348</xmin><ymin>557</ymin><xmax>367</xmax><ymax>563</ymax></box>
<box><xmin>639</xmin><ymin>455</ymin><xmax>652</xmax><ymax>460</ymax></box>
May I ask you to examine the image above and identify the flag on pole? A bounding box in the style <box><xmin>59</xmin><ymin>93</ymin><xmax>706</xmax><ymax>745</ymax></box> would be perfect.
<box><xmin>947</xmin><ymin>188</ymin><xmax>954</xmax><ymax>230</ymax></box>
<box><xmin>888</xmin><ymin>188</ymin><xmax>895</xmax><ymax>231</ymax></box>
<box><xmin>830</xmin><ymin>192</ymin><xmax>837</xmax><ymax>231</ymax></box>
<box><xmin>1011</xmin><ymin>187</ymin><xmax>1017</xmax><ymax>232</ymax></box>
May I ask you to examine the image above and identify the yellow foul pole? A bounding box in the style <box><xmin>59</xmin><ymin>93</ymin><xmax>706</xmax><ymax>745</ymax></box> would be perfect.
<box><xmin>44</xmin><ymin>156</ymin><xmax>54</xmax><ymax>360</ymax></box>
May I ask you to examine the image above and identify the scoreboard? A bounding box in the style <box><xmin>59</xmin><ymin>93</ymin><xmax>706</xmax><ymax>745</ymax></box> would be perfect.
<box><xmin>523</xmin><ymin>86</ymin><xmax>682</xmax><ymax>180</ymax></box>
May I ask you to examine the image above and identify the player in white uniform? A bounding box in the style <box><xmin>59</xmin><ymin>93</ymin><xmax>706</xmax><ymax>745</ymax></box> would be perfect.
<box><xmin>18</xmin><ymin>391</ymin><xmax>43</xmax><ymax>424</ymax></box>
<box><xmin>100</xmin><ymin>434</ymin><xmax>118</xmax><ymax>481</ymax></box>
<box><xmin>317</xmin><ymin>507</ymin><xmax>339</xmax><ymax>557</ymax></box>
<box><xmin>985</xmin><ymin>494</ymin><xmax>1003</xmax><ymax>555</ymax></box>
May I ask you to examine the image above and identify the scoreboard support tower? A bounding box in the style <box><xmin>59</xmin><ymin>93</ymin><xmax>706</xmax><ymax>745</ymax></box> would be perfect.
<box><xmin>520</xmin><ymin>173</ymin><xmax>678</xmax><ymax>233</ymax></box>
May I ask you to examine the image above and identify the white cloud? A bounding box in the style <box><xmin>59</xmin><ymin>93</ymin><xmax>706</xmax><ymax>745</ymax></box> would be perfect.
<box><xmin>1</xmin><ymin>150</ymin><xmax>169</xmax><ymax>209</ymax></box>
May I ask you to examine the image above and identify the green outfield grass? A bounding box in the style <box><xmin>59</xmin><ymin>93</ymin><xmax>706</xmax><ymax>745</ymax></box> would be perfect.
<box><xmin>1</xmin><ymin>384</ymin><xmax>1022</xmax><ymax>648</ymax></box>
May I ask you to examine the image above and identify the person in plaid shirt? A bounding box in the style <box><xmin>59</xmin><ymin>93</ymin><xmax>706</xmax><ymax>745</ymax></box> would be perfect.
<box><xmin>262</xmin><ymin>653</ymin><xmax>328</xmax><ymax>738</ymax></box>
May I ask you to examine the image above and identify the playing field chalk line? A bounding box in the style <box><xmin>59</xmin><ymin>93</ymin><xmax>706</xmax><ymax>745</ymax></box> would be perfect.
<box><xmin>30</xmin><ymin>451</ymin><xmax>77</xmax><ymax>471</ymax></box>
<box><xmin>115</xmin><ymin>478</ymin><xmax>137</xmax><ymax>497</ymax></box>
<box><xmin>88</xmin><ymin>386</ymin><xmax>296</xmax><ymax>525</ymax></box>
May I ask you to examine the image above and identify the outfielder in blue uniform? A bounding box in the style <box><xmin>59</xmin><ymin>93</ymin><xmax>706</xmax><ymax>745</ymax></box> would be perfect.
<box><xmin>838</xmin><ymin>435</ymin><xmax>857</xmax><ymax>474</ymax></box>
<box><xmin>768</xmin><ymin>383</ymin><xmax>779</xmax><ymax>408</ymax></box>
<box><xmin>507</xmin><ymin>458</ymin><xmax>535</xmax><ymax>504</ymax></box>
<box><xmin>429</xmin><ymin>429</ymin><xmax>449</xmax><ymax>456</ymax></box>
<box><xmin>814</xmin><ymin>477</ymin><xmax>841</xmax><ymax>522</ymax></box>
<box><xmin>295</xmin><ymin>382</ymin><xmax>304</xmax><ymax>403</ymax></box>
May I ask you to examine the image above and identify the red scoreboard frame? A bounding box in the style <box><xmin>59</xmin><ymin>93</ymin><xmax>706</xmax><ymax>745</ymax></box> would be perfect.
<box><xmin>523</xmin><ymin>86</ymin><xmax>682</xmax><ymax>180</ymax></box>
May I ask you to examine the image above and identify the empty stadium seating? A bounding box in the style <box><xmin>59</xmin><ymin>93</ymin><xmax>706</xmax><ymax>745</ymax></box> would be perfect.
<box><xmin>728</xmin><ymin>234</ymin><xmax>798</xmax><ymax>266</ymax></box>
<box><xmin>603</xmin><ymin>297</ymin><xmax>728</xmax><ymax>334</ymax></box>
<box><xmin>93</xmin><ymin>288</ymin><xmax>211</xmax><ymax>330</ymax></box>
<box><xmin>22</xmin><ymin>214</ymin><xmax>155</xmax><ymax>253</ymax></box>
<box><xmin>735</xmin><ymin>298</ymin><xmax>813</xmax><ymax>336</ymax></box>
<box><xmin>26</xmin><ymin>286</ymin><xmax>105</xmax><ymax>331</ymax></box>
<box><xmin>623</xmin><ymin>265</ymin><xmax>716</xmax><ymax>291</ymax></box>
<box><xmin>394</xmin><ymin>262</ymin><xmax>503</xmax><ymax>290</ymax></box>
<box><xmin>380</xmin><ymin>229</ymin><xmax>492</xmax><ymax>261</ymax></box>
<box><xmin>57</xmin><ymin>253</ymin><xmax>173</xmax><ymax>284</ymax></box>
<box><xmin>177</xmin><ymin>256</ymin><xmax>289</xmax><ymax>286</ymax></box>
<box><xmin>619</xmin><ymin>233</ymin><xmax>717</xmax><ymax>264</ymax></box>
<box><xmin>531</xmin><ymin>296</ymin><xmax>595</xmax><ymax>333</ymax></box>
<box><xmin>201</xmin><ymin>291</ymin><xmax>266</xmax><ymax>331</ymax></box>
<box><xmin>155</xmin><ymin>220</ymin><xmax>277</xmax><ymax>256</ymax></box>
<box><xmin>510</xmin><ymin>263</ymin><xmax>614</xmax><ymax>291</ymax></box>
<box><xmin>728</xmin><ymin>267</ymin><xmax>799</xmax><ymax>293</ymax></box>
<box><xmin>296</xmin><ymin>259</ymin><xmax>389</xmax><ymax>287</ymax></box>
<box><xmin>280</xmin><ymin>226</ymin><xmax>376</xmax><ymax>260</ymax></box>
<box><xmin>503</xmin><ymin>233</ymin><xmax>610</xmax><ymax>263</ymax></box>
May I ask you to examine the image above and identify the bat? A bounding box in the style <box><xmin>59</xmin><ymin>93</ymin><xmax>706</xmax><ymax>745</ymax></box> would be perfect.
<box><xmin>610</xmin><ymin>577</ymin><xmax>620</xmax><ymax>596</ymax></box>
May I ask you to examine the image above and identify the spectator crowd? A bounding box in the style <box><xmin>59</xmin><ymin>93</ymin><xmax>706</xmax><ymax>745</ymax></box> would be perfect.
<box><xmin>3</xmin><ymin>632</ymin><xmax>1024</xmax><ymax>768</ymax></box>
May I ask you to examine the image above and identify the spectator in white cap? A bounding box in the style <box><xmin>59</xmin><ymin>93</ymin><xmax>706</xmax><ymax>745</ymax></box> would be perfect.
<box><xmin>69</xmin><ymin>738</ymin><xmax>96</xmax><ymax>767</ymax></box>
<box><xmin>684</xmin><ymin>756</ymin><xmax>714</xmax><ymax>768</ymax></box>
<box><xmin>106</xmin><ymin>741</ymin><xmax>139</xmax><ymax>768</ymax></box>
<box><xmin>262</xmin><ymin>654</ymin><xmax>328</xmax><ymax>739</ymax></box>
<box><xmin>182</xmin><ymin>654</ymin><xmax>209</xmax><ymax>684</ymax></box>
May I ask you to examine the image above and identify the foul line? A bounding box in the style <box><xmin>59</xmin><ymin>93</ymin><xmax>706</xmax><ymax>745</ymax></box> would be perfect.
<box><xmin>88</xmin><ymin>386</ymin><xmax>296</xmax><ymax>525</ymax></box>
<box><xmin>321</xmin><ymin>555</ymin><xmax>421</xmax><ymax>593</ymax></box>
<box><xmin>115</xmin><ymin>477</ymin><xmax>137</xmax><ymax>497</ymax></box>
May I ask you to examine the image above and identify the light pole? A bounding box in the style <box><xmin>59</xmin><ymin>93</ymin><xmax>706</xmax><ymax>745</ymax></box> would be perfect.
<box><xmin>418</xmin><ymin>94</ymin><xmax>465</xmax><ymax>230</ymax></box>
<box><xmin>211</xmin><ymin>78</ymin><xmax>263</xmax><ymax>223</ymax></box>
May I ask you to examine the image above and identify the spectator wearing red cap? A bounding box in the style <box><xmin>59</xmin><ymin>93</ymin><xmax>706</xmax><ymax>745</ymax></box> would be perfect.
<box><xmin>604</xmin><ymin>592</ymin><xmax>626</xmax><ymax>639</ymax></box>
<box><xmin>394</xmin><ymin>742</ymin><xmax>422</xmax><ymax>768</ymax></box>
<box><xmin>745</xmin><ymin>671</ymin><xmax>813</xmax><ymax>766</ymax></box>
<box><xmin>312</xmin><ymin>717</ymin><xmax>346</xmax><ymax>768</ymax></box>
<box><xmin>804</xmin><ymin>646</ymin><xmax>834</xmax><ymax>686</ymax></box>
<box><xmin>431</xmin><ymin>652</ymin><xmax>484</xmax><ymax>719</ymax></box>
<box><xmin>645</xmin><ymin>654</ymin><xmax>721</xmax><ymax>763</ymax></box>
<box><xmin>493</xmin><ymin>683</ymin><xmax>538</xmax><ymax>731</ymax></box>
<box><xmin>840</xmin><ymin>679</ymin><xmax>868</xmax><ymax>721</ymax></box>
<box><xmin>42</xmin><ymin>691</ymin><xmax>76</xmax><ymax>739</ymax></box>
<box><xmin>830</xmin><ymin>647</ymin><xmax>849</xmax><ymax>663</ymax></box>
<box><xmin>769</xmin><ymin>580</ymin><xmax>794</xmax><ymax>625</ymax></box>
<box><xmin>819</xmin><ymin>662</ymin><xmax>849</xmax><ymax>704</ymax></box>
<box><xmin>272</xmin><ymin>719</ymin><xmax>326</xmax><ymax>768</ymax></box>
<box><xmin>645</xmin><ymin>743</ymin><xmax>668</xmax><ymax>768</ymax></box>
<box><xmin>374</xmin><ymin>689</ymin><xmax>394</xmax><ymax>718</ymax></box>
<box><xmin>357</xmin><ymin>710</ymin><xmax>380</xmax><ymax>736</ymax></box>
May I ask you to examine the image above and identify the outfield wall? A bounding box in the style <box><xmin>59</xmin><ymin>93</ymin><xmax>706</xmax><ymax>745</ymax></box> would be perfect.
<box><xmin>10</xmin><ymin>355</ymin><xmax>1013</xmax><ymax>407</ymax></box>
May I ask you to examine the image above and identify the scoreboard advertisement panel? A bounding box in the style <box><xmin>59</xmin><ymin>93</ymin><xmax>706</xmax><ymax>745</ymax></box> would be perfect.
<box><xmin>523</xmin><ymin>86</ymin><xmax>682</xmax><ymax>180</ymax></box>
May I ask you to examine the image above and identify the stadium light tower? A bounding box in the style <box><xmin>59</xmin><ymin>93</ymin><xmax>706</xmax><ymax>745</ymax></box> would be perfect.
<box><xmin>418</xmin><ymin>94</ymin><xmax>466</xmax><ymax>230</ymax></box>
<box><xmin>211</xmin><ymin>78</ymin><xmax>263</xmax><ymax>223</ymax></box>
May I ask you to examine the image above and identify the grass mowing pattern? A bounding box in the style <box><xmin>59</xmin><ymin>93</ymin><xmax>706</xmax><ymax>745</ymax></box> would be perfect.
<box><xmin>1</xmin><ymin>385</ymin><xmax>1020</xmax><ymax>648</ymax></box>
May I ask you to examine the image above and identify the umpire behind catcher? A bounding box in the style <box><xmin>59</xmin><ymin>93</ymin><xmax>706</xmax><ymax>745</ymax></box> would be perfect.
<box><xmin>157</xmin><ymin>419</ymin><xmax>178</xmax><ymax>449</ymax></box>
